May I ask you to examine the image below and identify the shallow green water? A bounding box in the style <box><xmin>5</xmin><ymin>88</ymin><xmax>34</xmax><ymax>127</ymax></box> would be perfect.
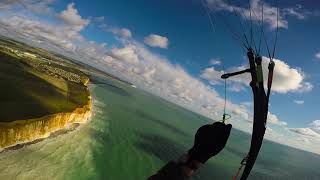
<box><xmin>0</xmin><ymin>75</ymin><xmax>319</xmax><ymax>180</ymax></box>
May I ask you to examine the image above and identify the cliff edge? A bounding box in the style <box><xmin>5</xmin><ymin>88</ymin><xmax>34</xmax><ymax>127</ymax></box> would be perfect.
<box><xmin>0</xmin><ymin>97</ymin><xmax>92</xmax><ymax>150</ymax></box>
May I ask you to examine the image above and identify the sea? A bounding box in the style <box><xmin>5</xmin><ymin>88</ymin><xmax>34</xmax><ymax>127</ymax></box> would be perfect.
<box><xmin>0</xmin><ymin>74</ymin><xmax>319</xmax><ymax>180</ymax></box>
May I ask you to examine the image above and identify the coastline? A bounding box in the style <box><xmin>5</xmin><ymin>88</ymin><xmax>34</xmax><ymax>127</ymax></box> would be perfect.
<box><xmin>0</xmin><ymin>93</ymin><xmax>92</xmax><ymax>152</ymax></box>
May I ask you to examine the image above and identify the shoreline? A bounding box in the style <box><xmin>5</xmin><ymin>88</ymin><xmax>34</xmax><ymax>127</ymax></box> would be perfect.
<box><xmin>1</xmin><ymin>123</ymin><xmax>81</xmax><ymax>153</ymax></box>
<box><xmin>0</xmin><ymin>39</ymin><xmax>94</xmax><ymax>152</ymax></box>
<box><xmin>0</xmin><ymin>92</ymin><xmax>92</xmax><ymax>152</ymax></box>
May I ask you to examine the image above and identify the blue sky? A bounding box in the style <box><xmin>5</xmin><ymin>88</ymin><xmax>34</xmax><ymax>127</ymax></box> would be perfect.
<box><xmin>0</xmin><ymin>0</ymin><xmax>320</xmax><ymax>153</ymax></box>
<box><xmin>52</xmin><ymin>0</ymin><xmax>320</xmax><ymax>127</ymax></box>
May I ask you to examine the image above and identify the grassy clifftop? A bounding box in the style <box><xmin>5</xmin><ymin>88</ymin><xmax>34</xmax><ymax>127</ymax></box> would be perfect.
<box><xmin>0</xmin><ymin>45</ymin><xmax>90</xmax><ymax>122</ymax></box>
<box><xmin>0</xmin><ymin>38</ymin><xmax>92</xmax><ymax>149</ymax></box>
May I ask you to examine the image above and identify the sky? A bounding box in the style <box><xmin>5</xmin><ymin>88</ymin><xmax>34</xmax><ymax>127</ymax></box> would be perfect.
<box><xmin>0</xmin><ymin>0</ymin><xmax>320</xmax><ymax>154</ymax></box>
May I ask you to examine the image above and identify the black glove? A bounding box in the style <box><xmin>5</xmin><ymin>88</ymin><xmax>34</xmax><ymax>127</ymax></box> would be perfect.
<box><xmin>188</xmin><ymin>122</ymin><xmax>232</xmax><ymax>164</ymax></box>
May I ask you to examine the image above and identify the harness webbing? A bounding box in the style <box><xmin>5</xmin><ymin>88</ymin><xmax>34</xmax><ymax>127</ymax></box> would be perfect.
<box><xmin>232</xmin><ymin>156</ymin><xmax>248</xmax><ymax>180</ymax></box>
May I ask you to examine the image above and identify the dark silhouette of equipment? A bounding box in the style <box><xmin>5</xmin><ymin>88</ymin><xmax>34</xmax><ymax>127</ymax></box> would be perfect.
<box><xmin>200</xmin><ymin>0</ymin><xmax>279</xmax><ymax>179</ymax></box>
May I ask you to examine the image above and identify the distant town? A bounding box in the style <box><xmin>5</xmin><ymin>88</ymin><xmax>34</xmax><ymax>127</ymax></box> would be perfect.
<box><xmin>0</xmin><ymin>44</ymin><xmax>89</xmax><ymax>86</ymax></box>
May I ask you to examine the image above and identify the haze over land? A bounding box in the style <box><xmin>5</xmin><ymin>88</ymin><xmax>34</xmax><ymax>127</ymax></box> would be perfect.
<box><xmin>0</xmin><ymin>0</ymin><xmax>320</xmax><ymax>154</ymax></box>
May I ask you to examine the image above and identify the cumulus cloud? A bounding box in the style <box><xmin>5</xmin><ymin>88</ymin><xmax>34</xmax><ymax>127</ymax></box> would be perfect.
<box><xmin>97</xmin><ymin>40</ymin><xmax>257</xmax><ymax>123</ymax></box>
<box><xmin>75</xmin><ymin>41</ymin><xmax>107</xmax><ymax>60</ymax></box>
<box><xmin>244</xmin><ymin>111</ymin><xmax>287</xmax><ymax>126</ymax></box>
<box><xmin>209</xmin><ymin>58</ymin><xmax>222</xmax><ymax>65</ymax></box>
<box><xmin>144</xmin><ymin>34</ymin><xmax>169</xmax><ymax>48</ymax></box>
<box><xmin>283</xmin><ymin>7</ymin><xmax>306</xmax><ymax>20</ymax></box>
<box><xmin>200</xmin><ymin>66</ymin><xmax>223</xmax><ymax>85</ymax></box>
<box><xmin>240</xmin><ymin>101</ymin><xmax>252</xmax><ymax>108</ymax></box>
<box><xmin>206</xmin><ymin>0</ymin><xmax>286</xmax><ymax>29</ymax></box>
<box><xmin>310</xmin><ymin>120</ymin><xmax>320</xmax><ymax>132</ymax></box>
<box><xmin>108</xmin><ymin>46</ymin><xmax>139</xmax><ymax>64</ymax></box>
<box><xmin>0</xmin><ymin>16</ymin><xmax>83</xmax><ymax>49</ymax></box>
<box><xmin>315</xmin><ymin>52</ymin><xmax>320</xmax><ymax>59</ymax></box>
<box><xmin>0</xmin><ymin>2</ymin><xmax>95</xmax><ymax>55</ymax></box>
<box><xmin>96</xmin><ymin>18</ymin><xmax>132</xmax><ymax>39</ymax></box>
<box><xmin>201</xmin><ymin>57</ymin><xmax>313</xmax><ymax>93</ymax></box>
<box><xmin>58</xmin><ymin>3</ymin><xmax>90</xmax><ymax>31</ymax></box>
<box><xmin>205</xmin><ymin>0</ymin><xmax>309</xmax><ymax>29</ymax></box>
<box><xmin>296</xmin><ymin>82</ymin><xmax>313</xmax><ymax>93</ymax></box>
<box><xmin>289</xmin><ymin>128</ymin><xmax>320</xmax><ymax>138</ymax></box>
<box><xmin>111</xmin><ymin>28</ymin><xmax>132</xmax><ymax>38</ymax></box>
<box><xmin>267</xmin><ymin>112</ymin><xmax>287</xmax><ymax>126</ymax></box>
<box><xmin>0</xmin><ymin>0</ymin><xmax>54</xmax><ymax>14</ymax></box>
<box><xmin>289</xmin><ymin>120</ymin><xmax>320</xmax><ymax>143</ymax></box>
<box><xmin>294</xmin><ymin>100</ymin><xmax>304</xmax><ymax>105</ymax></box>
<box><xmin>94</xmin><ymin>16</ymin><xmax>105</xmax><ymax>23</ymax></box>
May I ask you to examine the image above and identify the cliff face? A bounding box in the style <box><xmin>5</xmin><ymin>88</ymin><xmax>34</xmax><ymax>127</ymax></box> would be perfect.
<box><xmin>0</xmin><ymin>99</ymin><xmax>92</xmax><ymax>150</ymax></box>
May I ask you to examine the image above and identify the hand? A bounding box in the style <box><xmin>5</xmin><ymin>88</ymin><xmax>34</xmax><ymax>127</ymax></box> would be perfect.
<box><xmin>188</xmin><ymin>122</ymin><xmax>232</xmax><ymax>164</ymax></box>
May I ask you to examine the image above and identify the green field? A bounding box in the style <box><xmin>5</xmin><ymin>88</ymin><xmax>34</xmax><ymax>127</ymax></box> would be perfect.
<box><xmin>0</xmin><ymin>50</ymin><xmax>89</xmax><ymax>122</ymax></box>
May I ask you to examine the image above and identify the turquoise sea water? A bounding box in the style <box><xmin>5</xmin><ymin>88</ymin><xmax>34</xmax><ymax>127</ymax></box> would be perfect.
<box><xmin>0</xmin><ymin>74</ymin><xmax>319</xmax><ymax>180</ymax></box>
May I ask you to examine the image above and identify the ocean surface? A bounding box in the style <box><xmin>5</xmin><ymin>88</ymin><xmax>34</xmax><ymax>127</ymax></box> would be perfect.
<box><xmin>0</xmin><ymin>74</ymin><xmax>319</xmax><ymax>180</ymax></box>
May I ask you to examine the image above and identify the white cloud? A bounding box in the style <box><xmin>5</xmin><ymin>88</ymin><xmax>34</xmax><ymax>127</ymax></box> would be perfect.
<box><xmin>108</xmin><ymin>46</ymin><xmax>139</xmax><ymax>64</ymax></box>
<box><xmin>315</xmin><ymin>52</ymin><xmax>320</xmax><ymax>59</ymax></box>
<box><xmin>209</xmin><ymin>58</ymin><xmax>222</xmax><ymax>65</ymax></box>
<box><xmin>267</xmin><ymin>112</ymin><xmax>287</xmax><ymax>126</ymax></box>
<box><xmin>283</xmin><ymin>7</ymin><xmax>306</xmax><ymax>20</ymax></box>
<box><xmin>262</xmin><ymin>125</ymin><xmax>320</xmax><ymax>155</ymax></box>
<box><xmin>310</xmin><ymin>120</ymin><xmax>320</xmax><ymax>132</ymax></box>
<box><xmin>0</xmin><ymin>15</ymin><xmax>83</xmax><ymax>48</ymax></box>
<box><xmin>296</xmin><ymin>82</ymin><xmax>313</xmax><ymax>93</ymax></box>
<box><xmin>0</xmin><ymin>2</ymin><xmax>95</xmax><ymax>55</ymax></box>
<box><xmin>289</xmin><ymin>128</ymin><xmax>320</xmax><ymax>138</ymax></box>
<box><xmin>111</xmin><ymin>28</ymin><xmax>132</xmax><ymax>38</ymax></box>
<box><xmin>245</xmin><ymin>0</ymin><xmax>287</xmax><ymax>29</ymax></box>
<box><xmin>75</xmin><ymin>41</ymin><xmax>107</xmax><ymax>60</ymax></box>
<box><xmin>100</xmin><ymin>40</ymin><xmax>256</xmax><ymax>123</ymax></box>
<box><xmin>288</xmin><ymin>120</ymin><xmax>320</xmax><ymax>147</ymax></box>
<box><xmin>200</xmin><ymin>57</ymin><xmax>313</xmax><ymax>94</ymax></box>
<box><xmin>206</xmin><ymin>0</ymin><xmax>309</xmax><ymax>30</ymax></box>
<box><xmin>206</xmin><ymin>0</ymin><xmax>287</xmax><ymax>29</ymax></box>
<box><xmin>240</xmin><ymin>101</ymin><xmax>252</xmax><ymax>108</ymax></box>
<box><xmin>144</xmin><ymin>34</ymin><xmax>169</xmax><ymax>48</ymax></box>
<box><xmin>200</xmin><ymin>66</ymin><xmax>223</xmax><ymax>85</ymax></box>
<box><xmin>96</xmin><ymin>19</ymin><xmax>132</xmax><ymax>39</ymax></box>
<box><xmin>294</xmin><ymin>100</ymin><xmax>304</xmax><ymax>105</ymax></box>
<box><xmin>0</xmin><ymin>0</ymin><xmax>54</xmax><ymax>14</ymax></box>
<box><xmin>26</xmin><ymin>0</ymin><xmax>55</xmax><ymax>15</ymax></box>
<box><xmin>58</xmin><ymin>3</ymin><xmax>90</xmax><ymax>31</ymax></box>
<box><xmin>94</xmin><ymin>16</ymin><xmax>105</xmax><ymax>23</ymax></box>
<box><xmin>265</xmin><ymin>127</ymin><xmax>275</xmax><ymax>136</ymax></box>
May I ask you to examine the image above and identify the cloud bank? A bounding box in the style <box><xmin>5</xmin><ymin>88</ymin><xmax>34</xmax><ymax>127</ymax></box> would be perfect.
<box><xmin>289</xmin><ymin>120</ymin><xmax>320</xmax><ymax>147</ymax></box>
